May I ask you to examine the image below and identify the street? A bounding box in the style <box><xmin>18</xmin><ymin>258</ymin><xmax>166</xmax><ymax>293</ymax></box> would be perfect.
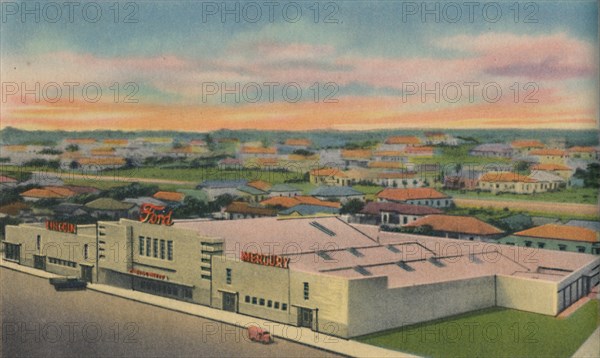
<box><xmin>1</xmin><ymin>268</ymin><xmax>341</xmax><ymax>357</ymax></box>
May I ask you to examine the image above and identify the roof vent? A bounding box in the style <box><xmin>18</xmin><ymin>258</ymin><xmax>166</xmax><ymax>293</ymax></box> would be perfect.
<box><xmin>354</xmin><ymin>266</ymin><xmax>371</xmax><ymax>276</ymax></box>
<box><xmin>347</xmin><ymin>247</ymin><xmax>364</xmax><ymax>257</ymax></box>
<box><xmin>310</xmin><ymin>221</ymin><xmax>336</xmax><ymax>236</ymax></box>
<box><xmin>429</xmin><ymin>257</ymin><xmax>445</xmax><ymax>267</ymax></box>
<box><xmin>317</xmin><ymin>251</ymin><xmax>334</xmax><ymax>261</ymax></box>
<box><xmin>386</xmin><ymin>245</ymin><xmax>401</xmax><ymax>253</ymax></box>
<box><xmin>397</xmin><ymin>261</ymin><xmax>414</xmax><ymax>271</ymax></box>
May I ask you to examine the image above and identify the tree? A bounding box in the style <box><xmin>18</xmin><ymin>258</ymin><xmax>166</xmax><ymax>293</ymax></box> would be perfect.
<box><xmin>173</xmin><ymin>197</ymin><xmax>209</xmax><ymax>219</ymax></box>
<box><xmin>69</xmin><ymin>160</ymin><xmax>80</xmax><ymax>170</ymax></box>
<box><xmin>209</xmin><ymin>194</ymin><xmax>235</xmax><ymax>211</ymax></box>
<box><xmin>65</xmin><ymin>144</ymin><xmax>79</xmax><ymax>152</ymax></box>
<box><xmin>340</xmin><ymin>199</ymin><xmax>365</xmax><ymax>214</ymax></box>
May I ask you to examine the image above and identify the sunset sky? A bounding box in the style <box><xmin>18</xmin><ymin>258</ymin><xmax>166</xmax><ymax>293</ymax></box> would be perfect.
<box><xmin>1</xmin><ymin>1</ymin><xmax>598</xmax><ymax>131</ymax></box>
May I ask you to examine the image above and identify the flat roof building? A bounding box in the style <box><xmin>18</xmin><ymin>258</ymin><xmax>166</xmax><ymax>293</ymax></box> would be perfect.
<box><xmin>4</xmin><ymin>216</ymin><xmax>599</xmax><ymax>339</ymax></box>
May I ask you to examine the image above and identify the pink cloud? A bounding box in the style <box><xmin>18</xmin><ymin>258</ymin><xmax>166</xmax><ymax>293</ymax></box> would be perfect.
<box><xmin>438</xmin><ymin>33</ymin><xmax>597</xmax><ymax>80</ymax></box>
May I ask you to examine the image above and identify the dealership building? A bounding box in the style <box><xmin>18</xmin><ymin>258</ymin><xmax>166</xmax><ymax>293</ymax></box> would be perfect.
<box><xmin>4</xmin><ymin>216</ymin><xmax>600</xmax><ymax>338</ymax></box>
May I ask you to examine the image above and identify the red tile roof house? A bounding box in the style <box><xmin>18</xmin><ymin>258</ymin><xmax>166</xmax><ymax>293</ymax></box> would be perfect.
<box><xmin>351</xmin><ymin>201</ymin><xmax>443</xmax><ymax>227</ymax></box>
<box><xmin>376</xmin><ymin>188</ymin><xmax>453</xmax><ymax>208</ymax></box>
<box><xmin>224</xmin><ymin>201</ymin><xmax>277</xmax><ymax>220</ymax></box>
<box><xmin>20</xmin><ymin>187</ymin><xmax>78</xmax><ymax>202</ymax></box>
<box><xmin>0</xmin><ymin>175</ymin><xmax>18</xmax><ymax>189</ymax></box>
<box><xmin>499</xmin><ymin>224</ymin><xmax>600</xmax><ymax>255</ymax></box>
<box><xmin>404</xmin><ymin>214</ymin><xmax>505</xmax><ymax>242</ymax></box>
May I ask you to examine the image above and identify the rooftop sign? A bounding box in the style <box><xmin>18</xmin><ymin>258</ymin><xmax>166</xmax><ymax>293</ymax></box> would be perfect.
<box><xmin>45</xmin><ymin>220</ymin><xmax>76</xmax><ymax>234</ymax></box>
<box><xmin>139</xmin><ymin>203</ymin><xmax>173</xmax><ymax>226</ymax></box>
<box><xmin>240</xmin><ymin>251</ymin><xmax>290</xmax><ymax>269</ymax></box>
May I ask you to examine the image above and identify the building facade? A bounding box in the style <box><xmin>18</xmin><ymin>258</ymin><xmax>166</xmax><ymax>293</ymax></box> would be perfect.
<box><xmin>4</xmin><ymin>216</ymin><xmax>600</xmax><ymax>339</ymax></box>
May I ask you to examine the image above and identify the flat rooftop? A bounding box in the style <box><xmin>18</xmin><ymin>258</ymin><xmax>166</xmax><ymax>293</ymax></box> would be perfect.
<box><xmin>174</xmin><ymin>217</ymin><xmax>599</xmax><ymax>288</ymax></box>
<box><xmin>173</xmin><ymin>216</ymin><xmax>379</xmax><ymax>255</ymax></box>
<box><xmin>287</xmin><ymin>228</ymin><xmax>599</xmax><ymax>288</ymax></box>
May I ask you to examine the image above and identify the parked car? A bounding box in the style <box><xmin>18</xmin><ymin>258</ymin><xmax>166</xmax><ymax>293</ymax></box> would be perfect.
<box><xmin>247</xmin><ymin>325</ymin><xmax>273</xmax><ymax>344</ymax></box>
<box><xmin>49</xmin><ymin>277</ymin><xmax>87</xmax><ymax>291</ymax></box>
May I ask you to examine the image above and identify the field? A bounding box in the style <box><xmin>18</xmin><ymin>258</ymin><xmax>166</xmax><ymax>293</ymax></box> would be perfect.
<box><xmin>356</xmin><ymin>300</ymin><xmax>600</xmax><ymax>358</ymax></box>
<box><xmin>447</xmin><ymin>188</ymin><xmax>598</xmax><ymax>205</ymax></box>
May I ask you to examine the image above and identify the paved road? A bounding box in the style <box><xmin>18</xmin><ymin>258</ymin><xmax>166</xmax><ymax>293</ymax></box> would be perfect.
<box><xmin>1</xmin><ymin>268</ymin><xmax>341</xmax><ymax>358</ymax></box>
<box><xmin>454</xmin><ymin>198</ymin><xmax>599</xmax><ymax>216</ymax></box>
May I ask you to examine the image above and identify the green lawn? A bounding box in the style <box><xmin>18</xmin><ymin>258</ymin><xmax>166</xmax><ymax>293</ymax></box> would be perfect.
<box><xmin>356</xmin><ymin>300</ymin><xmax>600</xmax><ymax>358</ymax></box>
<box><xmin>353</xmin><ymin>184</ymin><xmax>384</xmax><ymax>201</ymax></box>
<box><xmin>446</xmin><ymin>188</ymin><xmax>599</xmax><ymax>205</ymax></box>
<box><xmin>101</xmin><ymin>167</ymin><xmax>304</xmax><ymax>184</ymax></box>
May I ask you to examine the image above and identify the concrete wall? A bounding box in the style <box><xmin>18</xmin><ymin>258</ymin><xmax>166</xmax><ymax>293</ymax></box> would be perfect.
<box><xmin>290</xmin><ymin>271</ymin><xmax>350</xmax><ymax>338</ymax></box>
<box><xmin>211</xmin><ymin>257</ymin><xmax>292</xmax><ymax>324</ymax></box>
<box><xmin>346</xmin><ymin>276</ymin><xmax>496</xmax><ymax>338</ymax></box>
<box><xmin>5</xmin><ymin>224</ymin><xmax>97</xmax><ymax>279</ymax></box>
<box><xmin>495</xmin><ymin>275</ymin><xmax>558</xmax><ymax>315</ymax></box>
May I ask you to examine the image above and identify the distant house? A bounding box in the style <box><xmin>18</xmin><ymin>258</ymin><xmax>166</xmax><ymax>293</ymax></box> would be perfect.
<box><xmin>20</xmin><ymin>186</ymin><xmax>77</xmax><ymax>202</ymax></box>
<box><xmin>568</xmin><ymin>146</ymin><xmax>597</xmax><ymax>160</ymax></box>
<box><xmin>376</xmin><ymin>188</ymin><xmax>452</xmax><ymax>208</ymax></box>
<box><xmin>152</xmin><ymin>191</ymin><xmax>185</xmax><ymax>204</ymax></box>
<box><xmin>375</xmin><ymin>172</ymin><xmax>424</xmax><ymax>188</ymax></box>
<box><xmin>404</xmin><ymin>146</ymin><xmax>435</xmax><ymax>157</ymax></box>
<box><xmin>478</xmin><ymin>172</ymin><xmax>543</xmax><ymax>194</ymax></box>
<box><xmin>218</xmin><ymin>157</ymin><xmax>243</xmax><ymax>169</ymax></box>
<box><xmin>196</xmin><ymin>179</ymin><xmax>248</xmax><ymax>201</ymax></box>
<box><xmin>279</xmin><ymin>204</ymin><xmax>340</xmax><ymax>217</ymax></box>
<box><xmin>565</xmin><ymin>220</ymin><xmax>600</xmax><ymax>233</ymax></box>
<box><xmin>352</xmin><ymin>202</ymin><xmax>443</xmax><ymax>227</ymax></box>
<box><xmin>528</xmin><ymin>171</ymin><xmax>565</xmax><ymax>191</ymax></box>
<box><xmin>235</xmin><ymin>185</ymin><xmax>268</xmax><ymax>203</ymax></box>
<box><xmin>0</xmin><ymin>175</ymin><xmax>18</xmax><ymax>189</ymax></box>
<box><xmin>511</xmin><ymin>140</ymin><xmax>544</xmax><ymax>153</ymax></box>
<box><xmin>247</xmin><ymin>180</ymin><xmax>272</xmax><ymax>192</ymax></box>
<box><xmin>443</xmin><ymin>176</ymin><xmax>478</xmax><ymax>191</ymax></box>
<box><xmin>284</xmin><ymin>138</ymin><xmax>312</xmax><ymax>148</ymax></box>
<box><xmin>77</xmin><ymin>157</ymin><xmax>126</xmax><ymax>169</ymax></box>
<box><xmin>500</xmin><ymin>224</ymin><xmax>600</xmax><ymax>255</ymax></box>
<box><xmin>239</xmin><ymin>146</ymin><xmax>278</xmax><ymax>160</ymax></box>
<box><xmin>530</xmin><ymin>163</ymin><xmax>573</xmax><ymax>181</ymax></box>
<box><xmin>368</xmin><ymin>161</ymin><xmax>405</xmax><ymax>170</ymax></box>
<box><xmin>309</xmin><ymin>167</ymin><xmax>345</xmax><ymax>185</ymax></box>
<box><xmin>268</xmin><ymin>184</ymin><xmax>302</xmax><ymax>197</ymax></box>
<box><xmin>341</xmin><ymin>149</ymin><xmax>372</xmax><ymax>168</ymax></box>
<box><xmin>225</xmin><ymin>202</ymin><xmax>276</xmax><ymax>219</ymax></box>
<box><xmin>529</xmin><ymin>149</ymin><xmax>568</xmax><ymax>164</ymax></box>
<box><xmin>404</xmin><ymin>214</ymin><xmax>505</xmax><ymax>241</ymax></box>
<box><xmin>259</xmin><ymin>196</ymin><xmax>341</xmax><ymax>209</ymax></box>
<box><xmin>380</xmin><ymin>136</ymin><xmax>421</xmax><ymax>151</ymax></box>
<box><xmin>53</xmin><ymin>203</ymin><xmax>89</xmax><ymax>219</ymax></box>
<box><xmin>310</xmin><ymin>186</ymin><xmax>365</xmax><ymax>203</ymax></box>
<box><xmin>372</xmin><ymin>151</ymin><xmax>406</xmax><ymax>163</ymax></box>
<box><xmin>469</xmin><ymin>143</ymin><xmax>513</xmax><ymax>158</ymax></box>
<box><xmin>85</xmin><ymin>198</ymin><xmax>135</xmax><ymax>219</ymax></box>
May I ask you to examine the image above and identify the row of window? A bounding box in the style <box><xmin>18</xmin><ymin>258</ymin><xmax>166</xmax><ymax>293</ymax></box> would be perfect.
<box><xmin>408</xmin><ymin>199</ymin><xmax>449</xmax><ymax>206</ymax></box>
<box><xmin>507</xmin><ymin>241</ymin><xmax>589</xmax><ymax>253</ymax></box>
<box><xmin>139</xmin><ymin>237</ymin><xmax>173</xmax><ymax>261</ymax></box>
<box><xmin>48</xmin><ymin>257</ymin><xmax>77</xmax><ymax>268</ymax></box>
<box><xmin>244</xmin><ymin>295</ymin><xmax>287</xmax><ymax>311</ymax></box>
<box><xmin>139</xmin><ymin>280</ymin><xmax>192</xmax><ymax>299</ymax></box>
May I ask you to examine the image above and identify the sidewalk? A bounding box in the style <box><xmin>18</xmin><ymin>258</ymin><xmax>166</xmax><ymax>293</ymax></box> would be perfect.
<box><xmin>0</xmin><ymin>258</ymin><xmax>416</xmax><ymax>358</ymax></box>
<box><xmin>572</xmin><ymin>327</ymin><xmax>600</xmax><ymax>358</ymax></box>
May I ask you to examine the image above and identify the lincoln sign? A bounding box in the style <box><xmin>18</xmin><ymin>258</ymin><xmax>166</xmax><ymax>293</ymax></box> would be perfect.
<box><xmin>45</xmin><ymin>220</ymin><xmax>76</xmax><ymax>234</ymax></box>
<box><xmin>240</xmin><ymin>251</ymin><xmax>290</xmax><ymax>269</ymax></box>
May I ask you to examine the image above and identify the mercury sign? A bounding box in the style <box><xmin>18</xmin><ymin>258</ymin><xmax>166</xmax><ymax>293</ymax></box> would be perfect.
<box><xmin>45</xmin><ymin>220</ymin><xmax>77</xmax><ymax>234</ymax></box>
<box><xmin>240</xmin><ymin>251</ymin><xmax>290</xmax><ymax>269</ymax></box>
<box><xmin>139</xmin><ymin>203</ymin><xmax>174</xmax><ymax>226</ymax></box>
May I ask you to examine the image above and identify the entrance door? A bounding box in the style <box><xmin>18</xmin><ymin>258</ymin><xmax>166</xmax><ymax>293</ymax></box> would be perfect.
<box><xmin>298</xmin><ymin>308</ymin><xmax>313</xmax><ymax>328</ymax></box>
<box><xmin>33</xmin><ymin>255</ymin><xmax>46</xmax><ymax>270</ymax></box>
<box><xmin>81</xmin><ymin>265</ymin><xmax>93</xmax><ymax>283</ymax></box>
<box><xmin>222</xmin><ymin>292</ymin><xmax>237</xmax><ymax>312</ymax></box>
